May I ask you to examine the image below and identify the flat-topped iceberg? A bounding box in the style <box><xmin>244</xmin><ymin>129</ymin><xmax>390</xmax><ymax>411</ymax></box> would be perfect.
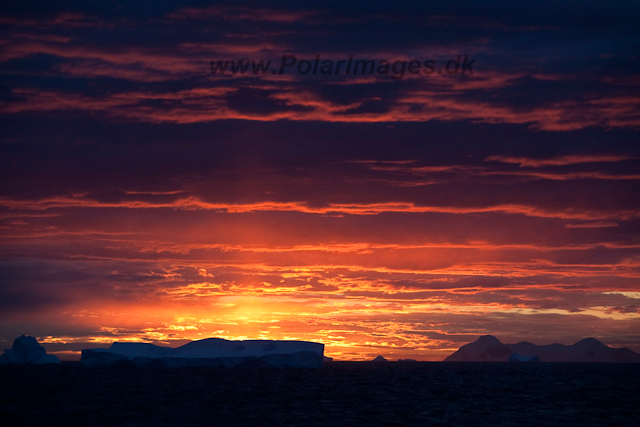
<box><xmin>82</xmin><ymin>338</ymin><xmax>324</xmax><ymax>368</ymax></box>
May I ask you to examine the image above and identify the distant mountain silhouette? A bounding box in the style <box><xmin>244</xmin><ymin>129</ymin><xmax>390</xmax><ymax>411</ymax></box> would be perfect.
<box><xmin>445</xmin><ymin>335</ymin><xmax>640</xmax><ymax>363</ymax></box>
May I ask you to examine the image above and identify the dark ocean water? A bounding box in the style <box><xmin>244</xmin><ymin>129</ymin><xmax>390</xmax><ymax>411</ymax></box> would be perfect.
<box><xmin>1</xmin><ymin>362</ymin><xmax>638</xmax><ymax>426</ymax></box>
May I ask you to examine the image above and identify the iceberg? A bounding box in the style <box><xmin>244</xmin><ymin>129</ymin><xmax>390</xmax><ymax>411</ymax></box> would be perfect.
<box><xmin>508</xmin><ymin>352</ymin><xmax>540</xmax><ymax>363</ymax></box>
<box><xmin>82</xmin><ymin>338</ymin><xmax>324</xmax><ymax>368</ymax></box>
<box><xmin>0</xmin><ymin>335</ymin><xmax>61</xmax><ymax>364</ymax></box>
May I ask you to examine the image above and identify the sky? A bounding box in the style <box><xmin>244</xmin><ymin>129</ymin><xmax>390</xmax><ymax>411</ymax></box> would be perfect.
<box><xmin>1</xmin><ymin>0</ymin><xmax>639</xmax><ymax>361</ymax></box>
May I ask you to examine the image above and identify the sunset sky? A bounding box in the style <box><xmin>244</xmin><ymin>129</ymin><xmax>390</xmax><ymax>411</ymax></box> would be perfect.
<box><xmin>1</xmin><ymin>1</ymin><xmax>639</xmax><ymax>361</ymax></box>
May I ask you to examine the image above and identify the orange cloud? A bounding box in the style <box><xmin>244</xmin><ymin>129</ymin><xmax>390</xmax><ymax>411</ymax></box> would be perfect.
<box><xmin>486</xmin><ymin>154</ymin><xmax>634</xmax><ymax>167</ymax></box>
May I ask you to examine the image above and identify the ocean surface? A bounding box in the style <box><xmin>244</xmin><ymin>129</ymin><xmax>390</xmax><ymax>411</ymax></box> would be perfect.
<box><xmin>1</xmin><ymin>362</ymin><xmax>638</xmax><ymax>426</ymax></box>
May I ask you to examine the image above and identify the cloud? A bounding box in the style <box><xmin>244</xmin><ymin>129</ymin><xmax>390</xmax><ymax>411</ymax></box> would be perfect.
<box><xmin>486</xmin><ymin>154</ymin><xmax>634</xmax><ymax>167</ymax></box>
<box><xmin>2</xmin><ymin>0</ymin><xmax>640</xmax><ymax>360</ymax></box>
<box><xmin>167</xmin><ymin>6</ymin><xmax>318</xmax><ymax>23</ymax></box>
<box><xmin>565</xmin><ymin>222</ymin><xmax>619</xmax><ymax>229</ymax></box>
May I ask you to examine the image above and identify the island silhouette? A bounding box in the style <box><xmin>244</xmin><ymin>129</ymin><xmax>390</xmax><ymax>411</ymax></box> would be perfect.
<box><xmin>445</xmin><ymin>335</ymin><xmax>640</xmax><ymax>363</ymax></box>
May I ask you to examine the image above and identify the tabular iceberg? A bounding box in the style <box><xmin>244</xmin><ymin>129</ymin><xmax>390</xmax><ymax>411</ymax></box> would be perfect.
<box><xmin>0</xmin><ymin>335</ymin><xmax>61</xmax><ymax>365</ymax></box>
<box><xmin>82</xmin><ymin>338</ymin><xmax>324</xmax><ymax>368</ymax></box>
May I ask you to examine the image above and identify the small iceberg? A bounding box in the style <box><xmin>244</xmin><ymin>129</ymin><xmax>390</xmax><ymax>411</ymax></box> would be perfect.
<box><xmin>508</xmin><ymin>352</ymin><xmax>540</xmax><ymax>363</ymax></box>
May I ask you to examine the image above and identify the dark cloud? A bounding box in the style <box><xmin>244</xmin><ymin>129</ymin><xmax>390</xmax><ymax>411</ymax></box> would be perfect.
<box><xmin>226</xmin><ymin>87</ymin><xmax>313</xmax><ymax>115</ymax></box>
